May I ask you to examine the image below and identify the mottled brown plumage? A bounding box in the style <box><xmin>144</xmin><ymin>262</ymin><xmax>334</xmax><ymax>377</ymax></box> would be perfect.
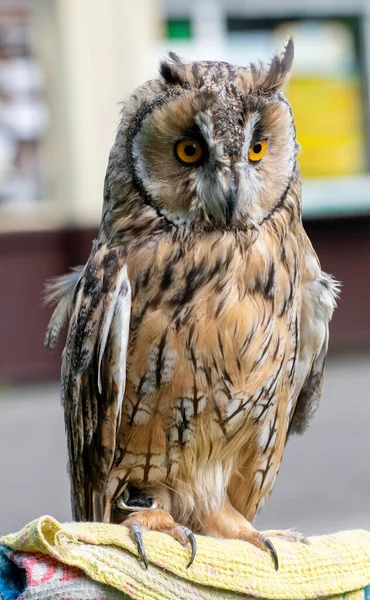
<box><xmin>46</xmin><ymin>39</ymin><xmax>339</xmax><ymax>570</ymax></box>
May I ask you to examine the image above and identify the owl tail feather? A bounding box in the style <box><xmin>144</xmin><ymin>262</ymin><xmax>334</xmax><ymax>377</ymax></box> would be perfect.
<box><xmin>44</xmin><ymin>267</ymin><xmax>84</xmax><ymax>349</ymax></box>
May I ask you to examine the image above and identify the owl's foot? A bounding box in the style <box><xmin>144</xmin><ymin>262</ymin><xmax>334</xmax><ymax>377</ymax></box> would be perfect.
<box><xmin>254</xmin><ymin>529</ymin><xmax>309</xmax><ymax>570</ymax></box>
<box><xmin>202</xmin><ymin>504</ymin><xmax>280</xmax><ymax>569</ymax></box>
<box><xmin>122</xmin><ymin>508</ymin><xmax>197</xmax><ymax>570</ymax></box>
<box><xmin>201</xmin><ymin>502</ymin><xmax>308</xmax><ymax>571</ymax></box>
<box><xmin>241</xmin><ymin>529</ymin><xmax>280</xmax><ymax>570</ymax></box>
<box><xmin>237</xmin><ymin>528</ymin><xmax>308</xmax><ymax>570</ymax></box>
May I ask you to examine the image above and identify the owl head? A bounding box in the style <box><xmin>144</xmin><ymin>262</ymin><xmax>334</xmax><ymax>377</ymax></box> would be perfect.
<box><xmin>104</xmin><ymin>38</ymin><xmax>299</xmax><ymax>234</ymax></box>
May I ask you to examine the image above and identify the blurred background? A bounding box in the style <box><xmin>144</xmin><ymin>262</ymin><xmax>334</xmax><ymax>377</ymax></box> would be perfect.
<box><xmin>0</xmin><ymin>0</ymin><xmax>369</xmax><ymax>536</ymax></box>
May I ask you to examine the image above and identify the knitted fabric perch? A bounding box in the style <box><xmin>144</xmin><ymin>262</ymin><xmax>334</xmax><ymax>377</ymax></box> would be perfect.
<box><xmin>1</xmin><ymin>516</ymin><xmax>370</xmax><ymax>600</ymax></box>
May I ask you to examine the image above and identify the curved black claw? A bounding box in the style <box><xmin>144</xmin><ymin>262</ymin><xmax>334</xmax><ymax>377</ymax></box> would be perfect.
<box><xmin>183</xmin><ymin>528</ymin><xmax>197</xmax><ymax>568</ymax></box>
<box><xmin>301</xmin><ymin>535</ymin><xmax>310</xmax><ymax>546</ymax></box>
<box><xmin>131</xmin><ymin>523</ymin><xmax>149</xmax><ymax>569</ymax></box>
<box><xmin>261</xmin><ymin>535</ymin><xmax>279</xmax><ymax>571</ymax></box>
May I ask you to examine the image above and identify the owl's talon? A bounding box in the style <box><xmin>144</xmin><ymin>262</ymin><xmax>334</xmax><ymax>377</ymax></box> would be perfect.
<box><xmin>123</xmin><ymin>508</ymin><xmax>197</xmax><ymax>569</ymax></box>
<box><xmin>131</xmin><ymin>523</ymin><xmax>149</xmax><ymax>569</ymax></box>
<box><xmin>165</xmin><ymin>524</ymin><xmax>197</xmax><ymax>568</ymax></box>
<box><xmin>260</xmin><ymin>534</ymin><xmax>279</xmax><ymax>571</ymax></box>
<box><xmin>295</xmin><ymin>530</ymin><xmax>310</xmax><ymax>545</ymax></box>
<box><xmin>292</xmin><ymin>530</ymin><xmax>310</xmax><ymax>545</ymax></box>
<box><xmin>184</xmin><ymin>528</ymin><xmax>197</xmax><ymax>568</ymax></box>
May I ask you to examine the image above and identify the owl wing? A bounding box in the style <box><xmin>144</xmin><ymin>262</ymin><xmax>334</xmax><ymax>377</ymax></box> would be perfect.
<box><xmin>289</xmin><ymin>263</ymin><xmax>339</xmax><ymax>436</ymax></box>
<box><xmin>45</xmin><ymin>242</ymin><xmax>131</xmax><ymax>521</ymax></box>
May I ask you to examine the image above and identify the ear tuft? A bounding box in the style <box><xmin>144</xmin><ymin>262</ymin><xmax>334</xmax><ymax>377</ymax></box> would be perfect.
<box><xmin>167</xmin><ymin>51</ymin><xmax>183</xmax><ymax>64</ymax></box>
<box><xmin>252</xmin><ymin>37</ymin><xmax>294</xmax><ymax>93</ymax></box>
<box><xmin>159</xmin><ymin>52</ymin><xmax>185</xmax><ymax>85</ymax></box>
<box><xmin>159</xmin><ymin>60</ymin><xmax>178</xmax><ymax>84</ymax></box>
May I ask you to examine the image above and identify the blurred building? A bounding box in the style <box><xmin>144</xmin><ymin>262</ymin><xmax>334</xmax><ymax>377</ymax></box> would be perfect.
<box><xmin>0</xmin><ymin>0</ymin><xmax>369</xmax><ymax>382</ymax></box>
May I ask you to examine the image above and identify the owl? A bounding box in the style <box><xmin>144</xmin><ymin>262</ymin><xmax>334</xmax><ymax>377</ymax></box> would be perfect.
<box><xmin>45</xmin><ymin>39</ymin><xmax>339</xmax><ymax>571</ymax></box>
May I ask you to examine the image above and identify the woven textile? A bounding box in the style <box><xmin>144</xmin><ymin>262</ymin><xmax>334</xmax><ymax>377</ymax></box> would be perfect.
<box><xmin>0</xmin><ymin>545</ymin><xmax>129</xmax><ymax>600</ymax></box>
<box><xmin>1</xmin><ymin>516</ymin><xmax>370</xmax><ymax>600</ymax></box>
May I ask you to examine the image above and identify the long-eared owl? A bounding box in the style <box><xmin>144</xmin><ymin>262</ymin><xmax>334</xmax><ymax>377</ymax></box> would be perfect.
<box><xmin>46</xmin><ymin>39</ymin><xmax>338</xmax><ymax>570</ymax></box>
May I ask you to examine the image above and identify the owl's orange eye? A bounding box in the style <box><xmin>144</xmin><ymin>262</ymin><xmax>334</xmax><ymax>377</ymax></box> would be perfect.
<box><xmin>248</xmin><ymin>139</ymin><xmax>267</xmax><ymax>162</ymax></box>
<box><xmin>175</xmin><ymin>139</ymin><xmax>203</xmax><ymax>165</ymax></box>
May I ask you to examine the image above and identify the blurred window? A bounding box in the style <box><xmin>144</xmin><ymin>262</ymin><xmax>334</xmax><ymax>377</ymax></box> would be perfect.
<box><xmin>166</xmin><ymin>18</ymin><xmax>193</xmax><ymax>41</ymax></box>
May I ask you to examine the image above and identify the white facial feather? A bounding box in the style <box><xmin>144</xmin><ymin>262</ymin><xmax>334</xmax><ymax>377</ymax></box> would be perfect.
<box><xmin>234</xmin><ymin>113</ymin><xmax>263</xmax><ymax>222</ymax></box>
<box><xmin>195</xmin><ymin>111</ymin><xmax>226</xmax><ymax>166</ymax></box>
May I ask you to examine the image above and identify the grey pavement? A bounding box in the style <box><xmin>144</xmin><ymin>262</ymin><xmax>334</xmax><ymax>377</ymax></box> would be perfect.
<box><xmin>0</xmin><ymin>351</ymin><xmax>369</xmax><ymax>537</ymax></box>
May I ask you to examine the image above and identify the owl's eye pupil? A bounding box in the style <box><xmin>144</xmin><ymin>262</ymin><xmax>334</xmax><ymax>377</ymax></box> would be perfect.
<box><xmin>175</xmin><ymin>138</ymin><xmax>204</xmax><ymax>165</ymax></box>
<box><xmin>248</xmin><ymin>138</ymin><xmax>268</xmax><ymax>162</ymax></box>
<box><xmin>184</xmin><ymin>144</ymin><xmax>197</xmax><ymax>157</ymax></box>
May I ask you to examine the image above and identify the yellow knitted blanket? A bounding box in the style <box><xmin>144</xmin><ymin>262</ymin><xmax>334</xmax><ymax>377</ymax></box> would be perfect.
<box><xmin>1</xmin><ymin>516</ymin><xmax>370</xmax><ymax>600</ymax></box>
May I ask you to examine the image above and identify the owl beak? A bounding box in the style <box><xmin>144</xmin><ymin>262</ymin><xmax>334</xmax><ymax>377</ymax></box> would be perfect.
<box><xmin>198</xmin><ymin>165</ymin><xmax>237</xmax><ymax>225</ymax></box>
<box><xmin>224</xmin><ymin>174</ymin><xmax>237</xmax><ymax>225</ymax></box>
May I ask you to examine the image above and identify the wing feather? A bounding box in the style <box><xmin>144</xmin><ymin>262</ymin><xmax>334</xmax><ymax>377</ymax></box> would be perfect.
<box><xmin>289</xmin><ymin>269</ymin><xmax>339</xmax><ymax>436</ymax></box>
<box><xmin>45</xmin><ymin>243</ymin><xmax>131</xmax><ymax>521</ymax></box>
<box><xmin>44</xmin><ymin>267</ymin><xmax>84</xmax><ymax>348</ymax></box>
